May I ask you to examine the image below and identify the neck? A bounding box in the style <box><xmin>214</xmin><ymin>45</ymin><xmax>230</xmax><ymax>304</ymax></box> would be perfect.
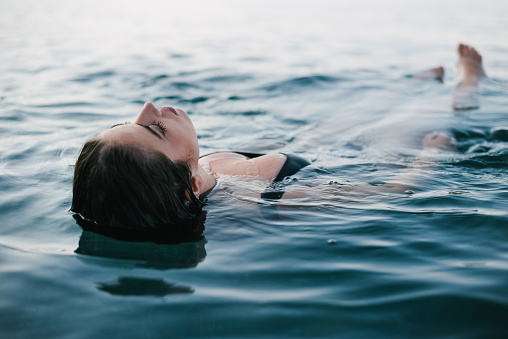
<box><xmin>196</xmin><ymin>164</ymin><xmax>217</xmax><ymax>197</ymax></box>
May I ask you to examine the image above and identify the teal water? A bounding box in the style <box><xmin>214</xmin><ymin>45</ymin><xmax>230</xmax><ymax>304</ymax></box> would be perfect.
<box><xmin>1</xmin><ymin>0</ymin><xmax>508</xmax><ymax>337</ymax></box>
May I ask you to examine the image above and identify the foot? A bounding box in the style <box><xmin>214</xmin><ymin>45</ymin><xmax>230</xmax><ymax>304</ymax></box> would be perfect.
<box><xmin>412</xmin><ymin>66</ymin><xmax>445</xmax><ymax>81</ymax></box>
<box><xmin>457</xmin><ymin>43</ymin><xmax>486</xmax><ymax>86</ymax></box>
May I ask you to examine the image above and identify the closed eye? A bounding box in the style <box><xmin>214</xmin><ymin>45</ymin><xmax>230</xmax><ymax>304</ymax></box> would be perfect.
<box><xmin>109</xmin><ymin>121</ymin><xmax>165</xmax><ymax>140</ymax></box>
<box><xmin>151</xmin><ymin>121</ymin><xmax>167</xmax><ymax>136</ymax></box>
<box><xmin>137</xmin><ymin>123</ymin><xmax>164</xmax><ymax>139</ymax></box>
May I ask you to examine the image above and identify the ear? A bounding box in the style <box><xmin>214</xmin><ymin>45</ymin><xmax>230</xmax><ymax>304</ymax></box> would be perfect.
<box><xmin>190</xmin><ymin>174</ymin><xmax>204</xmax><ymax>199</ymax></box>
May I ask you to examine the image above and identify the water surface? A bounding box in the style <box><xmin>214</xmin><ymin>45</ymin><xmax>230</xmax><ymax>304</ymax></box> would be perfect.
<box><xmin>1</xmin><ymin>0</ymin><xmax>508</xmax><ymax>337</ymax></box>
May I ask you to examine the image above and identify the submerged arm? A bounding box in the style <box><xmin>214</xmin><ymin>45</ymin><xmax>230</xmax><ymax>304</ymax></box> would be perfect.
<box><xmin>278</xmin><ymin>131</ymin><xmax>457</xmax><ymax>200</ymax></box>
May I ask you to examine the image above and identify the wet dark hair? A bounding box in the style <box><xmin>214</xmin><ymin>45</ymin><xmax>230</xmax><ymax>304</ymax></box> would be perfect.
<box><xmin>71</xmin><ymin>137</ymin><xmax>206</xmax><ymax>243</ymax></box>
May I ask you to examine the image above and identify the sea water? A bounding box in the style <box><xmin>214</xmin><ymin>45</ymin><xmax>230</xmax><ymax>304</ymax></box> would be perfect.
<box><xmin>1</xmin><ymin>0</ymin><xmax>508</xmax><ymax>337</ymax></box>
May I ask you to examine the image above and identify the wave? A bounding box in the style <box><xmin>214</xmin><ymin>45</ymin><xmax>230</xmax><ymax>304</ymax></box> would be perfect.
<box><xmin>262</xmin><ymin>75</ymin><xmax>344</xmax><ymax>92</ymax></box>
<box><xmin>71</xmin><ymin>70</ymin><xmax>116</xmax><ymax>83</ymax></box>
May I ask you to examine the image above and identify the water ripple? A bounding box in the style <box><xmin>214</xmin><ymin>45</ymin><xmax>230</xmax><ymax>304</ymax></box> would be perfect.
<box><xmin>263</xmin><ymin>75</ymin><xmax>344</xmax><ymax>92</ymax></box>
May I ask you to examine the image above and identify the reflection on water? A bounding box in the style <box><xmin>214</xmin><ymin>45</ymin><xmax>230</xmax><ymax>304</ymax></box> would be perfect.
<box><xmin>96</xmin><ymin>276</ymin><xmax>194</xmax><ymax>296</ymax></box>
<box><xmin>73</xmin><ymin>209</ymin><xmax>207</xmax><ymax>244</ymax></box>
<box><xmin>75</xmin><ymin>231</ymin><xmax>207</xmax><ymax>270</ymax></box>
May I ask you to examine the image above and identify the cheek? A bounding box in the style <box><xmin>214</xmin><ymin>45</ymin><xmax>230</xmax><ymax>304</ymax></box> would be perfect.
<box><xmin>167</xmin><ymin>136</ymin><xmax>197</xmax><ymax>162</ymax></box>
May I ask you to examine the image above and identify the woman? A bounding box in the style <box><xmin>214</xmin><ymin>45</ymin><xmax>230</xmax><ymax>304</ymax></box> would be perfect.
<box><xmin>71</xmin><ymin>101</ymin><xmax>310</xmax><ymax>242</ymax></box>
<box><xmin>72</xmin><ymin>44</ymin><xmax>486</xmax><ymax>243</ymax></box>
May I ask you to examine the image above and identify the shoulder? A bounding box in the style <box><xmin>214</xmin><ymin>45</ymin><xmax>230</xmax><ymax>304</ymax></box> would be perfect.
<box><xmin>199</xmin><ymin>152</ymin><xmax>287</xmax><ymax>182</ymax></box>
<box><xmin>199</xmin><ymin>152</ymin><xmax>251</xmax><ymax>162</ymax></box>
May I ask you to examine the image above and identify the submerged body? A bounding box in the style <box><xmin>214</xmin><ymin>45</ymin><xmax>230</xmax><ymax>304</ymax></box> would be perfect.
<box><xmin>72</xmin><ymin>44</ymin><xmax>488</xmax><ymax>242</ymax></box>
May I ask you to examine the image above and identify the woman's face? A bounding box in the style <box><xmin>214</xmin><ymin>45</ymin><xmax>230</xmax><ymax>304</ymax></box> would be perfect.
<box><xmin>100</xmin><ymin>102</ymin><xmax>200</xmax><ymax>170</ymax></box>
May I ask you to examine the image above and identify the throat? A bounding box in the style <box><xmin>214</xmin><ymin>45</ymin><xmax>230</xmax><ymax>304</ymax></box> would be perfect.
<box><xmin>197</xmin><ymin>164</ymin><xmax>218</xmax><ymax>198</ymax></box>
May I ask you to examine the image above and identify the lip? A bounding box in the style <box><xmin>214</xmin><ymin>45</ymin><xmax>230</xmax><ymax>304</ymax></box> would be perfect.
<box><xmin>162</xmin><ymin>106</ymin><xmax>178</xmax><ymax>116</ymax></box>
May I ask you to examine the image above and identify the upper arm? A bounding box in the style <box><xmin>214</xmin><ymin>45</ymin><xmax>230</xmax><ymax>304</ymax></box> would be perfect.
<box><xmin>250</xmin><ymin>154</ymin><xmax>287</xmax><ymax>182</ymax></box>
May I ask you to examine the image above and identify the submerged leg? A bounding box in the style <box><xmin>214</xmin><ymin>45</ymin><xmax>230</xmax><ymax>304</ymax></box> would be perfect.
<box><xmin>422</xmin><ymin>131</ymin><xmax>457</xmax><ymax>152</ymax></box>
<box><xmin>412</xmin><ymin>66</ymin><xmax>445</xmax><ymax>81</ymax></box>
<box><xmin>453</xmin><ymin>44</ymin><xmax>486</xmax><ymax>110</ymax></box>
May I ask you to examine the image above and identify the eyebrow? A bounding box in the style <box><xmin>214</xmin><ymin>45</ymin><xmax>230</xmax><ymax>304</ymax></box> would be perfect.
<box><xmin>110</xmin><ymin>123</ymin><xmax>127</xmax><ymax>128</ymax></box>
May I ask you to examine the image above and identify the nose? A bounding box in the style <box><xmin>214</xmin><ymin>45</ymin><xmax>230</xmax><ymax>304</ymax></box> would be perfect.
<box><xmin>136</xmin><ymin>101</ymin><xmax>162</xmax><ymax>123</ymax></box>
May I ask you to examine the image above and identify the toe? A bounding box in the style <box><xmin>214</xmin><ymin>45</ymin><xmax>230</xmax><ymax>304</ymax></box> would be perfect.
<box><xmin>464</xmin><ymin>45</ymin><xmax>472</xmax><ymax>57</ymax></box>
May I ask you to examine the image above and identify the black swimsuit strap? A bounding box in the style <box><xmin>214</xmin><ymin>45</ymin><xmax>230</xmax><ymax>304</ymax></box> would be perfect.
<box><xmin>273</xmin><ymin>154</ymin><xmax>310</xmax><ymax>182</ymax></box>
